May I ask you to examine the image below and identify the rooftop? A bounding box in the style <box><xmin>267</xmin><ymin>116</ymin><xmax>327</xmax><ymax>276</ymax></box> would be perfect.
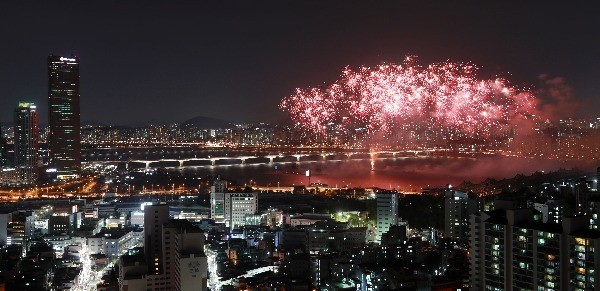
<box><xmin>570</xmin><ymin>229</ymin><xmax>600</xmax><ymax>239</ymax></box>
<box><xmin>164</xmin><ymin>219</ymin><xmax>204</xmax><ymax>233</ymax></box>
<box><xmin>513</xmin><ymin>221</ymin><xmax>563</xmax><ymax>233</ymax></box>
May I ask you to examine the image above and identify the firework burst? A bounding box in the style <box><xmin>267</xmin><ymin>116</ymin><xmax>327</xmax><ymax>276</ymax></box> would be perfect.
<box><xmin>280</xmin><ymin>56</ymin><xmax>537</xmax><ymax>139</ymax></box>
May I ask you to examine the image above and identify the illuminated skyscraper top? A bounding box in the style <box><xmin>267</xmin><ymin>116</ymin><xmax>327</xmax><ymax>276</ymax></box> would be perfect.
<box><xmin>48</xmin><ymin>55</ymin><xmax>81</xmax><ymax>178</ymax></box>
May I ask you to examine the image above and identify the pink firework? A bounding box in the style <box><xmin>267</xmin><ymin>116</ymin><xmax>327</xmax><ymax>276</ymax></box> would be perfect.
<box><xmin>280</xmin><ymin>56</ymin><xmax>537</xmax><ymax>138</ymax></box>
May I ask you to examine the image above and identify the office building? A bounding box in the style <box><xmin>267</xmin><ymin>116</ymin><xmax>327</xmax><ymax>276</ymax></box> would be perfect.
<box><xmin>444</xmin><ymin>189</ymin><xmax>482</xmax><ymax>247</ymax></box>
<box><xmin>210</xmin><ymin>181</ymin><xmax>258</xmax><ymax>230</ymax></box>
<box><xmin>224</xmin><ymin>192</ymin><xmax>257</xmax><ymax>230</ymax></box>
<box><xmin>48</xmin><ymin>215</ymin><xmax>72</xmax><ymax>235</ymax></box>
<box><xmin>210</xmin><ymin>180</ymin><xmax>227</xmax><ymax>220</ymax></box>
<box><xmin>48</xmin><ymin>55</ymin><xmax>81</xmax><ymax>178</ymax></box>
<box><xmin>7</xmin><ymin>210</ymin><xmax>35</xmax><ymax>246</ymax></box>
<box><xmin>47</xmin><ymin>204</ymin><xmax>80</xmax><ymax>236</ymax></box>
<box><xmin>0</xmin><ymin>167</ymin><xmax>20</xmax><ymax>186</ymax></box>
<box><xmin>14</xmin><ymin>101</ymin><xmax>39</xmax><ymax>185</ymax></box>
<box><xmin>469</xmin><ymin>208</ymin><xmax>600</xmax><ymax>290</ymax></box>
<box><xmin>376</xmin><ymin>191</ymin><xmax>398</xmax><ymax>242</ymax></box>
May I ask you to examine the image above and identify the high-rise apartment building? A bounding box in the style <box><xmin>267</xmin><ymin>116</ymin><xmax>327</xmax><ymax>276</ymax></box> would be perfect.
<box><xmin>528</xmin><ymin>199</ymin><xmax>564</xmax><ymax>224</ymax></box>
<box><xmin>469</xmin><ymin>208</ymin><xmax>600</xmax><ymax>290</ymax></box>
<box><xmin>445</xmin><ymin>190</ymin><xmax>482</xmax><ymax>247</ymax></box>
<box><xmin>14</xmin><ymin>102</ymin><xmax>39</xmax><ymax>185</ymax></box>
<box><xmin>588</xmin><ymin>200</ymin><xmax>600</xmax><ymax>230</ymax></box>
<box><xmin>48</xmin><ymin>55</ymin><xmax>81</xmax><ymax>178</ymax></box>
<box><xmin>376</xmin><ymin>191</ymin><xmax>398</xmax><ymax>242</ymax></box>
<box><xmin>144</xmin><ymin>203</ymin><xmax>170</xmax><ymax>275</ymax></box>
<box><xmin>162</xmin><ymin>220</ymin><xmax>207</xmax><ymax>290</ymax></box>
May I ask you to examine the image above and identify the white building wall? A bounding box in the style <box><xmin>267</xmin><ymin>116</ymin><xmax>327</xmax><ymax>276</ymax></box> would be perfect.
<box><xmin>376</xmin><ymin>192</ymin><xmax>398</xmax><ymax>242</ymax></box>
<box><xmin>224</xmin><ymin>193</ymin><xmax>257</xmax><ymax>230</ymax></box>
<box><xmin>177</xmin><ymin>254</ymin><xmax>208</xmax><ymax>291</ymax></box>
<box><xmin>0</xmin><ymin>213</ymin><xmax>11</xmax><ymax>245</ymax></box>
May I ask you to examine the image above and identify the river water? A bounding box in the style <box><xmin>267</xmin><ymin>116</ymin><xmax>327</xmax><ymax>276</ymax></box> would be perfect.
<box><xmin>176</xmin><ymin>155</ymin><xmax>596</xmax><ymax>190</ymax></box>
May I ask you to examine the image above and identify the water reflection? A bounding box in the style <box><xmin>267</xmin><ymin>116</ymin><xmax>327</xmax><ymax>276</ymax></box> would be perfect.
<box><xmin>177</xmin><ymin>156</ymin><xmax>595</xmax><ymax>190</ymax></box>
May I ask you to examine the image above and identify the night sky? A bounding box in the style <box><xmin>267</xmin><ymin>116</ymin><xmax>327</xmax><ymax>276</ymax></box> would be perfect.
<box><xmin>0</xmin><ymin>1</ymin><xmax>598</xmax><ymax>125</ymax></box>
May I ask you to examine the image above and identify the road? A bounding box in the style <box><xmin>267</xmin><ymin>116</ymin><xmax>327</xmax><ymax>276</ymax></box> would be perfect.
<box><xmin>76</xmin><ymin>238</ymin><xmax>142</xmax><ymax>290</ymax></box>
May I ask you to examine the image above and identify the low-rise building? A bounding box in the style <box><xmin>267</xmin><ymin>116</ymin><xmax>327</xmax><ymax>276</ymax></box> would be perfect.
<box><xmin>87</xmin><ymin>228</ymin><xmax>140</xmax><ymax>258</ymax></box>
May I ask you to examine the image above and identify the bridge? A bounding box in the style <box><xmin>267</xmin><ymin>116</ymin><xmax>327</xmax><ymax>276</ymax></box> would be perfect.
<box><xmin>124</xmin><ymin>150</ymin><xmax>431</xmax><ymax>169</ymax></box>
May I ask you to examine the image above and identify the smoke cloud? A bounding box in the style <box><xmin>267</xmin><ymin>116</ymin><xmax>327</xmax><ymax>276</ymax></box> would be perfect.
<box><xmin>536</xmin><ymin>74</ymin><xmax>579</xmax><ymax>121</ymax></box>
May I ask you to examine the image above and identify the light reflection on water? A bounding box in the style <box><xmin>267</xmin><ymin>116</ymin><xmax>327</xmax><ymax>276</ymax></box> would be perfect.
<box><xmin>177</xmin><ymin>156</ymin><xmax>595</xmax><ymax>190</ymax></box>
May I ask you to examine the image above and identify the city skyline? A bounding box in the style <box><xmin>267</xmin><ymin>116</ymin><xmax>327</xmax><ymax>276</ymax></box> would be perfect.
<box><xmin>0</xmin><ymin>2</ymin><xmax>598</xmax><ymax>290</ymax></box>
<box><xmin>0</xmin><ymin>2</ymin><xmax>599</xmax><ymax>125</ymax></box>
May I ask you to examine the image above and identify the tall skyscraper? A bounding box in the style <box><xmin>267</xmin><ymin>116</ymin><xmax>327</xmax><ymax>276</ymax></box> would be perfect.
<box><xmin>48</xmin><ymin>55</ymin><xmax>81</xmax><ymax>178</ymax></box>
<box><xmin>376</xmin><ymin>191</ymin><xmax>399</xmax><ymax>242</ymax></box>
<box><xmin>0</xmin><ymin>124</ymin><xmax>7</xmax><ymax>166</ymax></box>
<box><xmin>14</xmin><ymin>102</ymin><xmax>39</xmax><ymax>185</ymax></box>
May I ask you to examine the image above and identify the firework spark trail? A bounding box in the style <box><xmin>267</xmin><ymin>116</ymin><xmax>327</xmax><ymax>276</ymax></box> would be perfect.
<box><xmin>280</xmin><ymin>56</ymin><xmax>537</xmax><ymax>138</ymax></box>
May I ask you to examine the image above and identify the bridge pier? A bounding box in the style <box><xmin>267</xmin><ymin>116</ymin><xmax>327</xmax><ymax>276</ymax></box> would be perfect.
<box><xmin>266</xmin><ymin>156</ymin><xmax>275</xmax><ymax>164</ymax></box>
<box><xmin>211</xmin><ymin>159</ymin><xmax>216</xmax><ymax>166</ymax></box>
<box><xmin>145</xmin><ymin>162</ymin><xmax>150</xmax><ymax>169</ymax></box>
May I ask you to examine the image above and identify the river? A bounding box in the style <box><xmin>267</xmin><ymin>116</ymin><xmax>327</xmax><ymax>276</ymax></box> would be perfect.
<box><xmin>174</xmin><ymin>155</ymin><xmax>596</xmax><ymax>190</ymax></box>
